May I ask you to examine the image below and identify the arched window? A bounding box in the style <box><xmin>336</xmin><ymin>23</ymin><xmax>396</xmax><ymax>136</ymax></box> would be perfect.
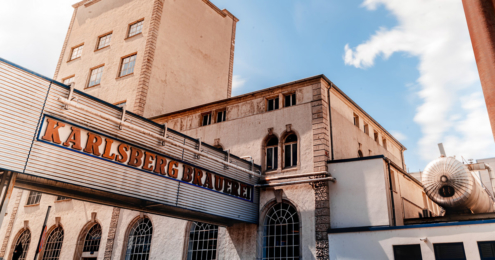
<box><xmin>41</xmin><ymin>226</ymin><xmax>64</xmax><ymax>260</ymax></box>
<box><xmin>266</xmin><ymin>136</ymin><xmax>279</xmax><ymax>171</ymax></box>
<box><xmin>186</xmin><ymin>222</ymin><xmax>219</xmax><ymax>260</ymax></box>
<box><xmin>124</xmin><ymin>217</ymin><xmax>153</xmax><ymax>260</ymax></box>
<box><xmin>11</xmin><ymin>229</ymin><xmax>30</xmax><ymax>260</ymax></box>
<box><xmin>358</xmin><ymin>150</ymin><xmax>363</xmax><ymax>158</ymax></box>
<box><xmin>82</xmin><ymin>224</ymin><xmax>102</xmax><ymax>258</ymax></box>
<box><xmin>263</xmin><ymin>202</ymin><xmax>300</xmax><ymax>259</ymax></box>
<box><xmin>284</xmin><ymin>134</ymin><xmax>298</xmax><ymax>168</ymax></box>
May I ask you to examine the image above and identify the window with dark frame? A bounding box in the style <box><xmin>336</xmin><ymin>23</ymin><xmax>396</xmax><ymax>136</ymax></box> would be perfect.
<box><xmin>364</xmin><ymin>124</ymin><xmax>369</xmax><ymax>135</ymax></box>
<box><xmin>216</xmin><ymin>110</ymin><xmax>226</xmax><ymax>123</ymax></box>
<box><xmin>383</xmin><ymin>138</ymin><xmax>387</xmax><ymax>150</ymax></box>
<box><xmin>88</xmin><ymin>66</ymin><xmax>104</xmax><ymax>88</ymax></box>
<box><xmin>97</xmin><ymin>33</ymin><xmax>112</xmax><ymax>50</ymax></box>
<box><xmin>393</xmin><ymin>244</ymin><xmax>423</xmax><ymax>260</ymax></box>
<box><xmin>11</xmin><ymin>229</ymin><xmax>30</xmax><ymax>260</ymax></box>
<box><xmin>267</xmin><ymin>97</ymin><xmax>279</xmax><ymax>111</ymax></box>
<box><xmin>128</xmin><ymin>20</ymin><xmax>143</xmax><ymax>38</ymax></box>
<box><xmin>125</xmin><ymin>217</ymin><xmax>153</xmax><ymax>260</ymax></box>
<box><xmin>186</xmin><ymin>222</ymin><xmax>219</xmax><ymax>260</ymax></box>
<box><xmin>82</xmin><ymin>224</ymin><xmax>102</xmax><ymax>257</ymax></box>
<box><xmin>266</xmin><ymin>136</ymin><xmax>278</xmax><ymax>171</ymax></box>
<box><xmin>41</xmin><ymin>226</ymin><xmax>64</xmax><ymax>260</ymax></box>
<box><xmin>374</xmin><ymin>131</ymin><xmax>379</xmax><ymax>143</ymax></box>
<box><xmin>262</xmin><ymin>202</ymin><xmax>300</xmax><ymax>260</ymax></box>
<box><xmin>119</xmin><ymin>54</ymin><xmax>137</xmax><ymax>77</ymax></box>
<box><xmin>479</xmin><ymin>241</ymin><xmax>495</xmax><ymax>260</ymax></box>
<box><xmin>434</xmin><ymin>243</ymin><xmax>466</xmax><ymax>260</ymax></box>
<box><xmin>26</xmin><ymin>191</ymin><xmax>41</xmax><ymax>205</ymax></box>
<box><xmin>70</xmin><ymin>45</ymin><xmax>83</xmax><ymax>61</ymax></box>
<box><xmin>353</xmin><ymin>113</ymin><xmax>359</xmax><ymax>127</ymax></box>
<box><xmin>202</xmin><ymin>113</ymin><xmax>212</xmax><ymax>126</ymax></box>
<box><xmin>284</xmin><ymin>93</ymin><xmax>296</xmax><ymax>107</ymax></box>
<box><xmin>284</xmin><ymin>134</ymin><xmax>298</xmax><ymax>168</ymax></box>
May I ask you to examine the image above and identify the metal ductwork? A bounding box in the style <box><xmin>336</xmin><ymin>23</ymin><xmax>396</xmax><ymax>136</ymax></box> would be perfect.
<box><xmin>422</xmin><ymin>157</ymin><xmax>495</xmax><ymax>214</ymax></box>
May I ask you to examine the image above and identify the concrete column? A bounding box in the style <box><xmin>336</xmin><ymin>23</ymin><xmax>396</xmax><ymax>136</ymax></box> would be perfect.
<box><xmin>462</xmin><ymin>0</ymin><xmax>495</xmax><ymax>140</ymax></box>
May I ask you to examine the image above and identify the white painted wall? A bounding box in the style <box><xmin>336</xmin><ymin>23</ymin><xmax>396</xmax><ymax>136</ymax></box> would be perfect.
<box><xmin>328</xmin><ymin>222</ymin><xmax>495</xmax><ymax>260</ymax></box>
<box><xmin>328</xmin><ymin>159</ymin><xmax>390</xmax><ymax>229</ymax></box>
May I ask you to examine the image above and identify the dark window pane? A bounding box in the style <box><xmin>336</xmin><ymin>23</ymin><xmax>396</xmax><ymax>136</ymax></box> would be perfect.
<box><xmin>479</xmin><ymin>241</ymin><xmax>495</xmax><ymax>260</ymax></box>
<box><xmin>285</xmin><ymin>134</ymin><xmax>297</xmax><ymax>143</ymax></box>
<box><xmin>274</xmin><ymin>147</ymin><xmax>278</xmax><ymax>170</ymax></box>
<box><xmin>285</xmin><ymin>95</ymin><xmax>291</xmax><ymax>107</ymax></box>
<box><xmin>292</xmin><ymin>94</ymin><xmax>296</xmax><ymax>105</ymax></box>
<box><xmin>274</xmin><ymin>97</ymin><xmax>279</xmax><ymax>109</ymax></box>
<box><xmin>434</xmin><ymin>243</ymin><xmax>466</xmax><ymax>260</ymax></box>
<box><xmin>268</xmin><ymin>99</ymin><xmax>274</xmax><ymax>111</ymax></box>
<box><xmin>267</xmin><ymin>148</ymin><xmax>273</xmax><ymax>170</ymax></box>
<box><xmin>267</xmin><ymin>136</ymin><xmax>278</xmax><ymax>146</ymax></box>
<box><xmin>393</xmin><ymin>244</ymin><xmax>422</xmax><ymax>260</ymax></box>
<box><xmin>292</xmin><ymin>143</ymin><xmax>297</xmax><ymax>166</ymax></box>
<box><xmin>285</xmin><ymin>144</ymin><xmax>291</xmax><ymax>168</ymax></box>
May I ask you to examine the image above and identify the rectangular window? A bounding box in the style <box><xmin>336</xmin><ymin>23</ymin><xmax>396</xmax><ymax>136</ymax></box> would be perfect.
<box><xmin>26</xmin><ymin>191</ymin><xmax>42</xmax><ymax>205</ymax></box>
<box><xmin>383</xmin><ymin>138</ymin><xmax>387</xmax><ymax>150</ymax></box>
<box><xmin>70</xmin><ymin>45</ymin><xmax>84</xmax><ymax>61</ymax></box>
<box><xmin>353</xmin><ymin>113</ymin><xmax>359</xmax><ymax>127</ymax></box>
<box><xmin>119</xmin><ymin>54</ymin><xmax>137</xmax><ymax>77</ymax></box>
<box><xmin>374</xmin><ymin>131</ymin><xmax>379</xmax><ymax>142</ymax></box>
<box><xmin>284</xmin><ymin>143</ymin><xmax>297</xmax><ymax>168</ymax></box>
<box><xmin>128</xmin><ymin>20</ymin><xmax>143</xmax><ymax>38</ymax></box>
<box><xmin>393</xmin><ymin>244</ymin><xmax>422</xmax><ymax>260</ymax></box>
<box><xmin>63</xmin><ymin>76</ymin><xmax>75</xmax><ymax>86</ymax></box>
<box><xmin>97</xmin><ymin>33</ymin><xmax>112</xmax><ymax>50</ymax></box>
<box><xmin>479</xmin><ymin>241</ymin><xmax>495</xmax><ymax>260</ymax></box>
<box><xmin>284</xmin><ymin>93</ymin><xmax>296</xmax><ymax>107</ymax></box>
<box><xmin>202</xmin><ymin>113</ymin><xmax>212</xmax><ymax>126</ymax></box>
<box><xmin>216</xmin><ymin>110</ymin><xmax>226</xmax><ymax>123</ymax></box>
<box><xmin>266</xmin><ymin>146</ymin><xmax>278</xmax><ymax>171</ymax></box>
<box><xmin>434</xmin><ymin>243</ymin><xmax>466</xmax><ymax>260</ymax></box>
<box><xmin>364</xmin><ymin>124</ymin><xmax>369</xmax><ymax>135</ymax></box>
<box><xmin>56</xmin><ymin>196</ymin><xmax>69</xmax><ymax>201</ymax></box>
<box><xmin>267</xmin><ymin>97</ymin><xmax>279</xmax><ymax>111</ymax></box>
<box><xmin>88</xmin><ymin>66</ymin><xmax>104</xmax><ymax>88</ymax></box>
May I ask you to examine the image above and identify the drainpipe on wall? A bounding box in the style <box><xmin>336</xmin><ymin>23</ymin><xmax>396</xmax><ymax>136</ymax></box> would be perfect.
<box><xmin>387</xmin><ymin>159</ymin><xmax>396</xmax><ymax>226</ymax></box>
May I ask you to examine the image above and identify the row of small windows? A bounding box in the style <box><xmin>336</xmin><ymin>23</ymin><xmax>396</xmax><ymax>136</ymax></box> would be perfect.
<box><xmin>393</xmin><ymin>241</ymin><xmax>495</xmax><ymax>260</ymax></box>
<box><xmin>353</xmin><ymin>113</ymin><xmax>388</xmax><ymax>150</ymax></box>
<box><xmin>25</xmin><ymin>191</ymin><xmax>70</xmax><ymax>206</ymax></box>
<box><xmin>266</xmin><ymin>134</ymin><xmax>298</xmax><ymax>171</ymax></box>
<box><xmin>62</xmin><ymin>53</ymin><xmax>137</xmax><ymax>88</ymax></box>
<box><xmin>68</xmin><ymin>19</ymin><xmax>143</xmax><ymax>62</ymax></box>
<box><xmin>200</xmin><ymin>93</ymin><xmax>297</xmax><ymax>127</ymax></box>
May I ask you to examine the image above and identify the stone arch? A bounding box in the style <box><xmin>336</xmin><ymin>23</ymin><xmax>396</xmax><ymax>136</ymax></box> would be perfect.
<box><xmin>257</xmin><ymin>198</ymin><xmax>303</xmax><ymax>259</ymax></box>
<box><xmin>120</xmin><ymin>214</ymin><xmax>154</xmax><ymax>260</ymax></box>
<box><xmin>39</xmin><ymin>224</ymin><xmax>64</xmax><ymax>260</ymax></box>
<box><xmin>73</xmin><ymin>215</ymin><xmax>102</xmax><ymax>260</ymax></box>
<box><xmin>8</xmin><ymin>227</ymin><xmax>31</xmax><ymax>260</ymax></box>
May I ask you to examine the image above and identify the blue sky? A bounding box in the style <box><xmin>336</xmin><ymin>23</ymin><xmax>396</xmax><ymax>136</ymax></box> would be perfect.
<box><xmin>1</xmin><ymin>0</ymin><xmax>493</xmax><ymax>171</ymax></box>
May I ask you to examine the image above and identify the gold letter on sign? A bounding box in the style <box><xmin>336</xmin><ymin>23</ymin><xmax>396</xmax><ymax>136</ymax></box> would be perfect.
<box><xmin>41</xmin><ymin>118</ymin><xmax>65</xmax><ymax>144</ymax></box>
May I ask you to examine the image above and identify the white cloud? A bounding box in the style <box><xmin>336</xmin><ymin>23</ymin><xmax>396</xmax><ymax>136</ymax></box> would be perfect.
<box><xmin>390</xmin><ymin>131</ymin><xmax>407</xmax><ymax>141</ymax></box>
<box><xmin>232</xmin><ymin>75</ymin><xmax>246</xmax><ymax>90</ymax></box>
<box><xmin>344</xmin><ymin>0</ymin><xmax>495</xmax><ymax>165</ymax></box>
<box><xmin>0</xmin><ymin>0</ymin><xmax>74</xmax><ymax>77</ymax></box>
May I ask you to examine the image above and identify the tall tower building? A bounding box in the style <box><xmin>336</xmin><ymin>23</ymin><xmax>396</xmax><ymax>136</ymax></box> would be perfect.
<box><xmin>54</xmin><ymin>0</ymin><xmax>237</xmax><ymax>117</ymax></box>
<box><xmin>462</xmin><ymin>0</ymin><xmax>495</xmax><ymax>141</ymax></box>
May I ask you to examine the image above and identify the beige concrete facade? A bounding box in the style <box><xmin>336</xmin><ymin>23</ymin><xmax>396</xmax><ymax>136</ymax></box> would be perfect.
<box><xmin>54</xmin><ymin>0</ymin><xmax>236</xmax><ymax>117</ymax></box>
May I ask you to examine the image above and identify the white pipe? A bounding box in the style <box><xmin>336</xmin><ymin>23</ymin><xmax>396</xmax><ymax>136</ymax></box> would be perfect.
<box><xmin>467</xmin><ymin>162</ymin><xmax>495</xmax><ymax>196</ymax></box>
<box><xmin>58</xmin><ymin>97</ymin><xmax>261</xmax><ymax>177</ymax></box>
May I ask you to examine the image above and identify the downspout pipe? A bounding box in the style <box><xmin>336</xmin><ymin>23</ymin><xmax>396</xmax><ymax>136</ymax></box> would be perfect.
<box><xmin>327</xmin><ymin>86</ymin><xmax>334</xmax><ymax>161</ymax></box>
<box><xmin>387</xmin><ymin>159</ymin><xmax>396</xmax><ymax>226</ymax></box>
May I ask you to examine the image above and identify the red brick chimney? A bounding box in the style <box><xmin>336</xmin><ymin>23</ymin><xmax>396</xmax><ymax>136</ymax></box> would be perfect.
<box><xmin>462</xmin><ymin>0</ymin><xmax>495</xmax><ymax>141</ymax></box>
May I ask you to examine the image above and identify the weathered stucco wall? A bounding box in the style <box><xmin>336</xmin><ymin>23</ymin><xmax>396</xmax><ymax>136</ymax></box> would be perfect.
<box><xmin>144</xmin><ymin>0</ymin><xmax>235</xmax><ymax>117</ymax></box>
<box><xmin>55</xmin><ymin>0</ymin><xmax>154</xmax><ymax>110</ymax></box>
